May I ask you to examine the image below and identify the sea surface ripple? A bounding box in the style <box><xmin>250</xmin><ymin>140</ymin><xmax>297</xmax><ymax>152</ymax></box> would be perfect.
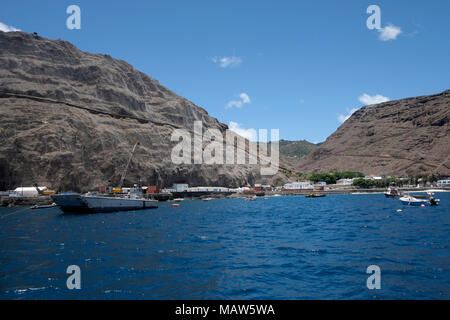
<box><xmin>1</xmin><ymin>193</ymin><xmax>449</xmax><ymax>299</ymax></box>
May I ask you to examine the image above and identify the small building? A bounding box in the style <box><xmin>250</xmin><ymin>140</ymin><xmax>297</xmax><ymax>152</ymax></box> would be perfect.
<box><xmin>187</xmin><ymin>186</ymin><xmax>230</xmax><ymax>193</ymax></box>
<box><xmin>146</xmin><ymin>186</ymin><xmax>161</xmax><ymax>194</ymax></box>
<box><xmin>365</xmin><ymin>175</ymin><xmax>383</xmax><ymax>180</ymax></box>
<box><xmin>282</xmin><ymin>181</ymin><xmax>314</xmax><ymax>190</ymax></box>
<box><xmin>336</xmin><ymin>178</ymin><xmax>355</xmax><ymax>186</ymax></box>
<box><xmin>437</xmin><ymin>179</ymin><xmax>450</xmax><ymax>187</ymax></box>
<box><xmin>173</xmin><ymin>184</ymin><xmax>189</xmax><ymax>192</ymax></box>
<box><xmin>9</xmin><ymin>186</ymin><xmax>47</xmax><ymax>198</ymax></box>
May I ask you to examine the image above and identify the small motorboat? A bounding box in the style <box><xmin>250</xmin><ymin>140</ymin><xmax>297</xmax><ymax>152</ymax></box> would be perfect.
<box><xmin>245</xmin><ymin>196</ymin><xmax>257</xmax><ymax>201</ymax></box>
<box><xmin>384</xmin><ymin>187</ymin><xmax>402</xmax><ymax>198</ymax></box>
<box><xmin>305</xmin><ymin>193</ymin><xmax>326</xmax><ymax>198</ymax></box>
<box><xmin>173</xmin><ymin>198</ymin><xmax>184</xmax><ymax>202</ymax></box>
<box><xmin>399</xmin><ymin>194</ymin><xmax>440</xmax><ymax>206</ymax></box>
<box><xmin>202</xmin><ymin>197</ymin><xmax>213</xmax><ymax>201</ymax></box>
<box><xmin>31</xmin><ymin>203</ymin><xmax>57</xmax><ymax>210</ymax></box>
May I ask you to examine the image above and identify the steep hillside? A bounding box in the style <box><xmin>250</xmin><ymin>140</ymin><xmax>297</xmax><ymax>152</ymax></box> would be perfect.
<box><xmin>0</xmin><ymin>31</ymin><xmax>266</xmax><ymax>191</ymax></box>
<box><xmin>277</xmin><ymin>139</ymin><xmax>318</xmax><ymax>167</ymax></box>
<box><xmin>297</xmin><ymin>90</ymin><xmax>450</xmax><ymax>177</ymax></box>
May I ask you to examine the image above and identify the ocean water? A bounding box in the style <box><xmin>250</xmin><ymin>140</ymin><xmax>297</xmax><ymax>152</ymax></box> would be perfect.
<box><xmin>0</xmin><ymin>193</ymin><xmax>449</xmax><ymax>300</ymax></box>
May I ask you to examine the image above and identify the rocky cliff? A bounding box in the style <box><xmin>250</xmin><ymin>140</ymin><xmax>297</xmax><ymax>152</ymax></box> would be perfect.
<box><xmin>297</xmin><ymin>90</ymin><xmax>450</xmax><ymax>177</ymax></box>
<box><xmin>0</xmin><ymin>31</ymin><xmax>269</xmax><ymax>191</ymax></box>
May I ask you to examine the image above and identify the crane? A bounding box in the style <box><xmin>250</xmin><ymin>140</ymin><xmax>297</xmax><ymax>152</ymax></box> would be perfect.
<box><xmin>119</xmin><ymin>141</ymin><xmax>140</xmax><ymax>189</ymax></box>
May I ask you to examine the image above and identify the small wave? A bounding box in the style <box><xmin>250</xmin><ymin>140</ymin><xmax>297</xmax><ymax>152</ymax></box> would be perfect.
<box><xmin>14</xmin><ymin>287</ymin><xmax>47</xmax><ymax>294</ymax></box>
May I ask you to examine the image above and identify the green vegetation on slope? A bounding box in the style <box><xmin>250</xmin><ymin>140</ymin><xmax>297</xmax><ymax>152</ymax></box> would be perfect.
<box><xmin>274</xmin><ymin>139</ymin><xmax>319</xmax><ymax>167</ymax></box>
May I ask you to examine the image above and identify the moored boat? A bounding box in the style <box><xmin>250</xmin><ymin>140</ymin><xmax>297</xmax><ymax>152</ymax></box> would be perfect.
<box><xmin>30</xmin><ymin>203</ymin><xmax>57</xmax><ymax>210</ymax></box>
<box><xmin>51</xmin><ymin>188</ymin><xmax>158</xmax><ymax>213</ymax></box>
<box><xmin>384</xmin><ymin>186</ymin><xmax>402</xmax><ymax>198</ymax></box>
<box><xmin>399</xmin><ymin>194</ymin><xmax>439</xmax><ymax>206</ymax></box>
<box><xmin>305</xmin><ymin>193</ymin><xmax>326</xmax><ymax>198</ymax></box>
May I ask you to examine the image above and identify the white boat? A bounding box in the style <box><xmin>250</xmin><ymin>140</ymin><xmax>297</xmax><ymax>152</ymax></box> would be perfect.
<box><xmin>202</xmin><ymin>197</ymin><xmax>213</xmax><ymax>201</ymax></box>
<box><xmin>384</xmin><ymin>186</ymin><xmax>402</xmax><ymax>198</ymax></box>
<box><xmin>399</xmin><ymin>194</ymin><xmax>439</xmax><ymax>206</ymax></box>
<box><xmin>52</xmin><ymin>187</ymin><xmax>158</xmax><ymax>213</ymax></box>
<box><xmin>173</xmin><ymin>198</ymin><xmax>184</xmax><ymax>202</ymax></box>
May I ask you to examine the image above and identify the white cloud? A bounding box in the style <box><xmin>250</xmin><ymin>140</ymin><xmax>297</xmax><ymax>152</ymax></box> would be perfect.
<box><xmin>338</xmin><ymin>93</ymin><xmax>390</xmax><ymax>123</ymax></box>
<box><xmin>378</xmin><ymin>24</ymin><xmax>402</xmax><ymax>41</ymax></box>
<box><xmin>228</xmin><ymin>121</ymin><xmax>257</xmax><ymax>141</ymax></box>
<box><xmin>226</xmin><ymin>92</ymin><xmax>251</xmax><ymax>109</ymax></box>
<box><xmin>338</xmin><ymin>108</ymin><xmax>359</xmax><ymax>124</ymax></box>
<box><xmin>358</xmin><ymin>93</ymin><xmax>390</xmax><ymax>105</ymax></box>
<box><xmin>0</xmin><ymin>22</ymin><xmax>20</xmax><ymax>32</ymax></box>
<box><xmin>212</xmin><ymin>56</ymin><xmax>242</xmax><ymax>68</ymax></box>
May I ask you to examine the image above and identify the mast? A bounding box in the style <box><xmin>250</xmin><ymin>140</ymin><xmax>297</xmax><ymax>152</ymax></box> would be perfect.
<box><xmin>119</xmin><ymin>141</ymin><xmax>140</xmax><ymax>189</ymax></box>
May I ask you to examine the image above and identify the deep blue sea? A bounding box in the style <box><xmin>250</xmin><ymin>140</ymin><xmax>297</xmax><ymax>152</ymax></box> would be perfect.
<box><xmin>1</xmin><ymin>193</ymin><xmax>449</xmax><ymax>299</ymax></box>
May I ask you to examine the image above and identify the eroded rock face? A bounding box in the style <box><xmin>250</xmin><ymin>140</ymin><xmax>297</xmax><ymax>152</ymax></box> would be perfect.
<box><xmin>0</xmin><ymin>31</ymin><xmax>264</xmax><ymax>191</ymax></box>
<box><xmin>297</xmin><ymin>90</ymin><xmax>450</xmax><ymax>177</ymax></box>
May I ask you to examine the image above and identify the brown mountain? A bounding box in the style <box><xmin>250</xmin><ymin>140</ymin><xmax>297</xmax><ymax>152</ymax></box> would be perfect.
<box><xmin>0</xmin><ymin>31</ymin><xmax>270</xmax><ymax>191</ymax></box>
<box><xmin>297</xmin><ymin>90</ymin><xmax>450</xmax><ymax>177</ymax></box>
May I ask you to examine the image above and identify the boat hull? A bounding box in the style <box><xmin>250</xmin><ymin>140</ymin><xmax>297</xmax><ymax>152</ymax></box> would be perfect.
<box><xmin>83</xmin><ymin>196</ymin><xmax>158</xmax><ymax>212</ymax></box>
<box><xmin>51</xmin><ymin>193</ymin><xmax>158</xmax><ymax>213</ymax></box>
<box><xmin>51</xmin><ymin>193</ymin><xmax>88</xmax><ymax>213</ymax></box>
<box><xmin>400</xmin><ymin>199</ymin><xmax>430</xmax><ymax>206</ymax></box>
<box><xmin>385</xmin><ymin>193</ymin><xmax>400</xmax><ymax>198</ymax></box>
<box><xmin>399</xmin><ymin>196</ymin><xmax>439</xmax><ymax>206</ymax></box>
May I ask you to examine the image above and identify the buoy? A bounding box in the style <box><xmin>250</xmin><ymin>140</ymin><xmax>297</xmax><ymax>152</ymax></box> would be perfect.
<box><xmin>264</xmin><ymin>197</ymin><xmax>269</xmax><ymax>200</ymax></box>
<box><xmin>420</xmin><ymin>204</ymin><xmax>426</xmax><ymax>207</ymax></box>
<box><xmin>171</xmin><ymin>203</ymin><xmax>180</xmax><ymax>207</ymax></box>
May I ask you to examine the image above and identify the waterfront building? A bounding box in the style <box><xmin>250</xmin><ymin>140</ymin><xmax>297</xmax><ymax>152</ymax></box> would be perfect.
<box><xmin>9</xmin><ymin>186</ymin><xmax>48</xmax><ymax>198</ymax></box>
<box><xmin>437</xmin><ymin>179</ymin><xmax>450</xmax><ymax>187</ymax></box>
<box><xmin>336</xmin><ymin>178</ymin><xmax>355</xmax><ymax>186</ymax></box>
<box><xmin>282</xmin><ymin>181</ymin><xmax>314</xmax><ymax>190</ymax></box>
<box><xmin>173</xmin><ymin>184</ymin><xmax>189</xmax><ymax>192</ymax></box>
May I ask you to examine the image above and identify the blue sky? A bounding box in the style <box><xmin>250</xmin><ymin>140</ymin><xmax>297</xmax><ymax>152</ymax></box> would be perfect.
<box><xmin>1</xmin><ymin>0</ymin><xmax>449</xmax><ymax>142</ymax></box>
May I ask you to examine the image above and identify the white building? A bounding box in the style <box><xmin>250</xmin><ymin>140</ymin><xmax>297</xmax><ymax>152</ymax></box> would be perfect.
<box><xmin>437</xmin><ymin>180</ymin><xmax>450</xmax><ymax>187</ymax></box>
<box><xmin>188</xmin><ymin>186</ymin><xmax>230</xmax><ymax>192</ymax></box>
<box><xmin>283</xmin><ymin>181</ymin><xmax>314</xmax><ymax>190</ymax></box>
<box><xmin>365</xmin><ymin>175</ymin><xmax>383</xmax><ymax>180</ymax></box>
<box><xmin>173</xmin><ymin>184</ymin><xmax>189</xmax><ymax>192</ymax></box>
<box><xmin>9</xmin><ymin>186</ymin><xmax>47</xmax><ymax>198</ymax></box>
<box><xmin>231</xmin><ymin>186</ymin><xmax>253</xmax><ymax>193</ymax></box>
<box><xmin>336</xmin><ymin>178</ymin><xmax>355</xmax><ymax>186</ymax></box>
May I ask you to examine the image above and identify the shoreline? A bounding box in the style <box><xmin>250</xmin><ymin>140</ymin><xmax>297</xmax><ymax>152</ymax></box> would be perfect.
<box><xmin>1</xmin><ymin>187</ymin><xmax>449</xmax><ymax>207</ymax></box>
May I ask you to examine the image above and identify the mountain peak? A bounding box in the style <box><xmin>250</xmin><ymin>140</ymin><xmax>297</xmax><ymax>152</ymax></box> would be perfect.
<box><xmin>297</xmin><ymin>89</ymin><xmax>450</xmax><ymax>176</ymax></box>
